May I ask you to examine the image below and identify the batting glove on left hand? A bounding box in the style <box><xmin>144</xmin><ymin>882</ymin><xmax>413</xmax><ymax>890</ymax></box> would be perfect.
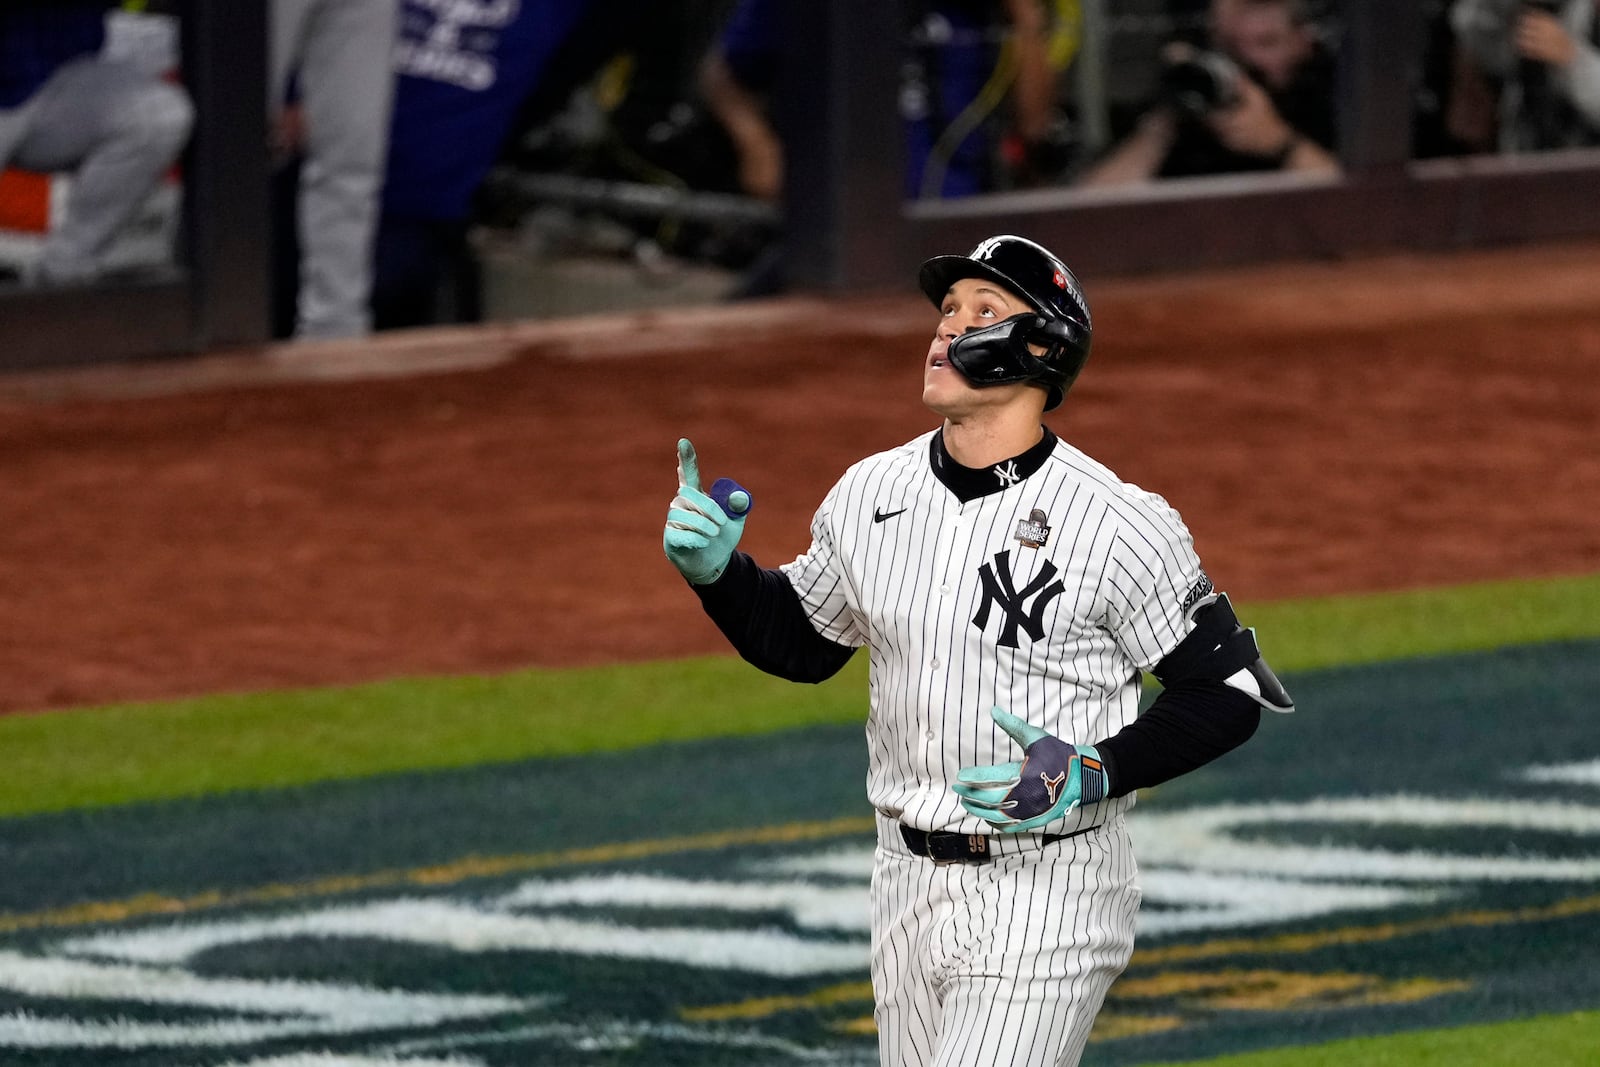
<box><xmin>663</xmin><ymin>438</ymin><xmax>753</xmax><ymax>585</ymax></box>
<box><xmin>952</xmin><ymin>707</ymin><xmax>1109</xmax><ymax>833</ymax></box>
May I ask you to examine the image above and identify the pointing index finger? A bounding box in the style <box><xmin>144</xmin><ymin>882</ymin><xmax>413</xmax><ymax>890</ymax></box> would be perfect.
<box><xmin>676</xmin><ymin>438</ymin><xmax>701</xmax><ymax>491</ymax></box>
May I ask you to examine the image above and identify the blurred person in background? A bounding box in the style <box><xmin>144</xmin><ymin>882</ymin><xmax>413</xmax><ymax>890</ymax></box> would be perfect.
<box><xmin>697</xmin><ymin>0</ymin><xmax>784</xmax><ymax>202</ymax></box>
<box><xmin>1076</xmin><ymin>0</ymin><xmax>1337</xmax><ymax>186</ymax></box>
<box><xmin>1449</xmin><ymin>0</ymin><xmax>1600</xmax><ymax>152</ymax></box>
<box><xmin>369</xmin><ymin>0</ymin><xmax>596</xmax><ymax>330</ymax></box>
<box><xmin>698</xmin><ymin>0</ymin><xmax>1077</xmax><ymax>203</ymax></box>
<box><xmin>271</xmin><ymin>0</ymin><xmax>398</xmax><ymax>340</ymax></box>
<box><xmin>0</xmin><ymin>0</ymin><xmax>192</xmax><ymax>287</ymax></box>
<box><xmin>1415</xmin><ymin>0</ymin><xmax>1490</xmax><ymax>158</ymax></box>
<box><xmin>903</xmin><ymin>0</ymin><xmax>1077</xmax><ymax>196</ymax></box>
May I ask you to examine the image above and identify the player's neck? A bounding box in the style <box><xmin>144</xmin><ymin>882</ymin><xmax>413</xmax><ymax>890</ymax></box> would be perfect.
<box><xmin>941</xmin><ymin>412</ymin><xmax>1045</xmax><ymax>469</ymax></box>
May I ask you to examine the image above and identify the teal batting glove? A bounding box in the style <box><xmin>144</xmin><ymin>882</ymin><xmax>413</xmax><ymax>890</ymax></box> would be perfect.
<box><xmin>663</xmin><ymin>438</ymin><xmax>752</xmax><ymax>585</ymax></box>
<box><xmin>951</xmin><ymin>707</ymin><xmax>1109</xmax><ymax>833</ymax></box>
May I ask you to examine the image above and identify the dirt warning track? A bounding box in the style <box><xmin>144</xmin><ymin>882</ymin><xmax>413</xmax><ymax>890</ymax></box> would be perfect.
<box><xmin>2</xmin><ymin>241</ymin><xmax>1598</xmax><ymax>713</ymax></box>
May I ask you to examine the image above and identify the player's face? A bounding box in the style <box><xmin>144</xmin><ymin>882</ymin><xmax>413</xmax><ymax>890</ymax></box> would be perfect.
<box><xmin>1214</xmin><ymin>4</ymin><xmax>1307</xmax><ymax>91</ymax></box>
<box><xmin>924</xmin><ymin>277</ymin><xmax>1035</xmax><ymax>417</ymax></box>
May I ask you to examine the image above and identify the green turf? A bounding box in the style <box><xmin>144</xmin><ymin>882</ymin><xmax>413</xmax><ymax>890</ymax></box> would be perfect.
<box><xmin>5</xmin><ymin>572</ymin><xmax>1598</xmax><ymax>817</ymax></box>
<box><xmin>1240</xmin><ymin>573</ymin><xmax>1600</xmax><ymax>673</ymax></box>
<box><xmin>1150</xmin><ymin>1011</ymin><xmax>1600</xmax><ymax>1067</ymax></box>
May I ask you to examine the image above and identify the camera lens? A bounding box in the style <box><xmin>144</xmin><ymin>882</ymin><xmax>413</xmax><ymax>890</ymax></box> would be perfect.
<box><xmin>1160</xmin><ymin>51</ymin><xmax>1240</xmax><ymax>117</ymax></box>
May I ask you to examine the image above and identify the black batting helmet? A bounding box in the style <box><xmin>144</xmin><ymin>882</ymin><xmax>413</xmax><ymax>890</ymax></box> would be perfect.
<box><xmin>918</xmin><ymin>235</ymin><xmax>1092</xmax><ymax>411</ymax></box>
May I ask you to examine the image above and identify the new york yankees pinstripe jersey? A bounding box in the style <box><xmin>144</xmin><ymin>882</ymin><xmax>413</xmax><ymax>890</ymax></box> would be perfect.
<box><xmin>780</xmin><ymin>427</ymin><xmax>1208</xmax><ymax>836</ymax></box>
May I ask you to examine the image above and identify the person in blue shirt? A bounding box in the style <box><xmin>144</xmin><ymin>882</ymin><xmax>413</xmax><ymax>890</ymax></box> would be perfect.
<box><xmin>700</xmin><ymin>0</ymin><xmax>1068</xmax><ymax>202</ymax></box>
<box><xmin>371</xmin><ymin>0</ymin><xmax>594</xmax><ymax>329</ymax></box>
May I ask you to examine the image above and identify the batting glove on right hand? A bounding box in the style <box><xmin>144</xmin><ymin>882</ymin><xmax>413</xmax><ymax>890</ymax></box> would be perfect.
<box><xmin>663</xmin><ymin>438</ymin><xmax>752</xmax><ymax>585</ymax></box>
<box><xmin>952</xmin><ymin>707</ymin><xmax>1109</xmax><ymax>833</ymax></box>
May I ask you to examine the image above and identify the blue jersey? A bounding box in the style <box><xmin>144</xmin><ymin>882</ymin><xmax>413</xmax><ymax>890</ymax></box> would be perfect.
<box><xmin>719</xmin><ymin>0</ymin><xmax>780</xmax><ymax>94</ymax></box>
<box><xmin>383</xmin><ymin>0</ymin><xmax>590</xmax><ymax>222</ymax></box>
<box><xmin>0</xmin><ymin>6</ymin><xmax>107</xmax><ymax>109</ymax></box>
<box><xmin>714</xmin><ymin>0</ymin><xmax>995</xmax><ymax>199</ymax></box>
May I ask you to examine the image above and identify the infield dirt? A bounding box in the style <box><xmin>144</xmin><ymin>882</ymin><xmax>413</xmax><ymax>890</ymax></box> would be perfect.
<box><xmin>2</xmin><ymin>240</ymin><xmax>1598</xmax><ymax>713</ymax></box>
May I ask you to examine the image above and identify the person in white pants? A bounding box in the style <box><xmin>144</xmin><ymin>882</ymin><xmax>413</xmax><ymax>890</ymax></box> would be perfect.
<box><xmin>270</xmin><ymin>0</ymin><xmax>397</xmax><ymax>339</ymax></box>
<box><xmin>0</xmin><ymin>6</ymin><xmax>193</xmax><ymax>286</ymax></box>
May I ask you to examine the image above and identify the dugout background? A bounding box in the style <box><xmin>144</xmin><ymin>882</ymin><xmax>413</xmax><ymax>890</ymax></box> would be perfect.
<box><xmin>3</xmin><ymin>0</ymin><xmax>1598</xmax><ymax>372</ymax></box>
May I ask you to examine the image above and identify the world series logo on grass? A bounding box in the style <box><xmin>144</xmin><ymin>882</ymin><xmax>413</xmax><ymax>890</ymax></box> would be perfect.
<box><xmin>3</xmin><ymin>760</ymin><xmax>1600</xmax><ymax>1065</ymax></box>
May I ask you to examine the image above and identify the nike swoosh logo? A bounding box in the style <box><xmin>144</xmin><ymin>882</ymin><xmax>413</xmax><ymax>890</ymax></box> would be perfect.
<box><xmin>873</xmin><ymin>507</ymin><xmax>907</xmax><ymax>524</ymax></box>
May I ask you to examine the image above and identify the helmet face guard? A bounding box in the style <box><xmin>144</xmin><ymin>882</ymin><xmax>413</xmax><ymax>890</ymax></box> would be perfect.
<box><xmin>918</xmin><ymin>235</ymin><xmax>1092</xmax><ymax>411</ymax></box>
<box><xmin>946</xmin><ymin>313</ymin><xmax>1090</xmax><ymax>411</ymax></box>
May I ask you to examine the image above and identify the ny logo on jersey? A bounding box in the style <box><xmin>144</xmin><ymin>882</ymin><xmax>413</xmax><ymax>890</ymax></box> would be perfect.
<box><xmin>972</xmin><ymin>549</ymin><xmax>1066</xmax><ymax>648</ymax></box>
<box><xmin>993</xmin><ymin>461</ymin><xmax>1021</xmax><ymax>487</ymax></box>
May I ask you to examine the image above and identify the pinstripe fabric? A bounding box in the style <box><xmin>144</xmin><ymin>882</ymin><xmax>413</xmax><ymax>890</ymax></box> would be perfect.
<box><xmin>781</xmin><ymin>429</ymin><xmax>1206</xmax><ymax>835</ymax></box>
<box><xmin>871</xmin><ymin>813</ymin><xmax>1140</xmax><ymax>1066</ymax></box>
<box><xmin>782</xmin><ymin>428</ymin><xmax>1204</xmax><ymax>1064</ymax></box>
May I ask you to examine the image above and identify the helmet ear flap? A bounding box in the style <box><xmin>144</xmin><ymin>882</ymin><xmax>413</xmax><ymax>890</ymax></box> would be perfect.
<box><xmin>1036</xmin><ymin>318</ymin><xmax>1078</xmax><ymax>348</ymax></box>
<box><xmin>1033</xmin><ymin>317</ymin><xmax>1090</xmax><ymax>411</ymax></box>
<box><xmin>1033</xmin><ymin>317</ymin><xmax>1089</xmax><ymax>357</ymax></box>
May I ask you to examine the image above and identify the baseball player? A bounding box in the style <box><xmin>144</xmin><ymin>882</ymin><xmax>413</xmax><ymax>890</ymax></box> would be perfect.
<box><xmin>663</xmin><ymin>234</ymin><xmax>1294</xmax><ymax>1066</ymax></box>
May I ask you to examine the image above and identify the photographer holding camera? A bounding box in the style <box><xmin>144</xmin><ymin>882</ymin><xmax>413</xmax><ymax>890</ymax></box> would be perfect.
<box><xmin>1449</xmin><ymin>0</ymin><xmax>1600</xmax><ymax>152</ymax></box>
<box><xmin>1077</xmin><ymin>0</ymin><xmax>1337</xmax><ymax>186</ymax></box>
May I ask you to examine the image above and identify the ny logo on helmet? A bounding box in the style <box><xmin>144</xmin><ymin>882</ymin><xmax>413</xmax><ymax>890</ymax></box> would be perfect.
<box><xmin>972</xmin><ymin>549</ymin><xmax>1066</xmax><ymax>648</ymax></box>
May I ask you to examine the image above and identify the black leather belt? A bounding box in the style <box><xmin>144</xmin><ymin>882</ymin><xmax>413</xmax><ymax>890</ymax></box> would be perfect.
<box><xmin>899</xmin><ymin>823</ymin><xmax>1079</xmax><ymax>865</ymax></box>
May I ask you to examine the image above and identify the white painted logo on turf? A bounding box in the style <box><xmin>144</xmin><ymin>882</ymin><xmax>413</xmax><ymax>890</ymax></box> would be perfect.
<box><xmin>1519</xmin><ymin>759</ymin><xmax>1600</xmax><ymax>786</ymax></box>
<box><xmin>5</xmin><ymin>763</ymin><xmax>1600</xmax><ymax>1054</ymax></box>
<box><xmin>0</xmin><ymin>950</ymin><xmax>536</xmax><ymax>1048</ymax></box>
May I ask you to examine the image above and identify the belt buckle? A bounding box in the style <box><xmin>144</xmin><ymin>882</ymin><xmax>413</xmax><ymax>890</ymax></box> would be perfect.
<box><xmin>933</xmin><ymin>833</ymin><xmax>990</xmax><ymax>866</ymax></box>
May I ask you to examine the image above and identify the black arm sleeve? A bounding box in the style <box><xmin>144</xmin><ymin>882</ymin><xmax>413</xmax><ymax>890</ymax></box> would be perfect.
<box><xmin>1096</xmin><ymin>680</ymin><xmax>1261</xmax><ymax>798</ymax></box>
<box><xmin>691</xmin><ymin>550</ymin><xmax>857</xmax><ymax>683</ymax></box>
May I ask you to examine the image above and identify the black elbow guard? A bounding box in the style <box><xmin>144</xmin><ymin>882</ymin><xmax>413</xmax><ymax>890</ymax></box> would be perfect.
<box><xmin>1152</xmin><ymin>593</ymin><xmax>1295</xmax><ymax>713</ymax></box>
